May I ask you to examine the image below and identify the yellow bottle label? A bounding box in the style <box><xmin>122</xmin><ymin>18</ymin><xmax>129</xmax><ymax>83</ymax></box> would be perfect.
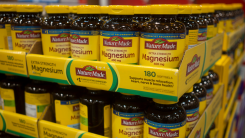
<box><xmin>0</xmin><ymin>24</ymin><xmax>8</xmax><ymax>49</ymax></box>
<box><xmin>197</xmin><ymin>28</ymin><xmax>207</xmax><ymax>43</ymax></box>
<box><xmin>1</xmin><ymin>88</ymin><xmax>16</xmax><ymax>113</ymax></box>
<box><xmin>225</xmin><ymin>19</ymin><xmax>234</xmax><ymax>33</ymax></box>
<box><xmin>71</xmin><ymin>30</ymin><xmax>99</xmax><ymax>60</ymax></box>
<box><xmin>41</xmin><ymin>29</ymin><xmax>71</xmax><ymax>57</ymax></box>
<box><xmin>80</xmin><ymin>103</ymin><xmax>111</xmax><ymax>137</ymax></box>
<box><xmin>55</xmin><ymin>99</ymin><xmax>80</xmax><ymax>129</ymax></box>
<box><xmin>25</xmin><ymin>91</ymin><xmax>50</xmax><ymax>119</ymax></box>
<box><xmin>187</xmin><ymin>29</ymin><xmax>198</xmax><ymax>49</ymax></box>
<box><xmin>140</xmin><ymin>32</ymin><xmax>186</xmax><ymax>68</ymax></box>
<box><xmin>198</xmin><ymin>97</ymin><xmax>206</xmax><ymax>115</ymax></box>
<box><xmin>207</xmin><ymin>25</ymin><xmax>214</xmax><ymax>40</ymax></box>
<box><xmin>11</xmin><ymin>26</ymin><xmax>41</xmax><ymax>52</ymax></box>
<box><xmin>100</xmin><ymin>31</ymin><xmax>139</xmax><ymax>64</ymax></box>
<box><xmin>112</xmin><ymin>109</ymin><xmax>144</xmax><ymax>138</ymax></box>
<box><xmin>218</xmin><ymin>20</ymin><xmax>225</xmax><ymax>33</ymax></box>
<box><xmin>144</xmin><ymin>118</ymin><xmax>186</xmax><ymax>138</ymax></box>
<box><xmin>206</xmin><ymin>88</ymin><xmax>214</xmax><ymax>105</ymax></box>
<box><xmin>186</xmin><ymin>107</ymin><xmax>199</xmax><ymax>136</ymax></box>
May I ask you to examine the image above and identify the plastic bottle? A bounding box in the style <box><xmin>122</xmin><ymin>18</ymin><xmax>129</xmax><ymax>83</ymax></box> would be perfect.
<box><xmin>200</xmin><ymin>5</ymin><xmax>214</xmax><ymax>40</ymax></box>
<box><xmin>214</xmin><ymin>4</ymin><xmax>226</xmax><ymax>33</ymax></box>
<box><xmin>41</xmin><ymin>5</ymin><xmax>71</xmax><ymax>57</ymax></box>
<box><xmin>208</xmin><ymin>67</ymin><xmax>219</xmax><ymax>95</ymax></box>
<box><xmin>112</xmin><ymin>93</ymin><xmax>144</xmax><ymax>138</ymax></box>
<box><xmin>71</xmin><ymin>5</ymin><xmax>101</xmax><ymax>60</ymax></box>
<box><xmin>193</xmin><ymin>79</ymin><xmax>207</xmax><ymax>115</ymax></box>
<box><xmin>201</xmin><ymin>72</ymin><xmax>214</xmax><ymax>105</ymax></box>
<box><xmin>224</xmin><ymin>4</ymin><xmax>236</xmax><ymax>33</ymax></box>
<box><xmin>100</xmin><ymin>5</ymin><xmax>140</xmax><ymax>64</ymax></box>
<box><xmin>12</xmin><ymin>5</ymin><xmax>41</xmax><ymax>52</ymax></box>
<box><xmin>100</xmin><ymin>6</ymin><xmax>109</xmax><ymax>22</ymax></box>
<box><xmin>140</xmin><ymin>4</ymin><xmax>186</xmax><ymax>68</ymax></box>
<box><xmin>133</xmin><ymin>6</ymin><xmax>151</xmax><ymax>31</ymax></box>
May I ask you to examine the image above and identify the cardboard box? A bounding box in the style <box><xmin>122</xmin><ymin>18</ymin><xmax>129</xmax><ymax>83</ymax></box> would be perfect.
<box><xmin>26</xmin><ymin>34</ymin><xmax>223</xmax><ymax>102</ymax></box>
<box><xmin>188</xmin><ymin>84</ymin><xmax>224</xmax><ymax>138</ymax></box>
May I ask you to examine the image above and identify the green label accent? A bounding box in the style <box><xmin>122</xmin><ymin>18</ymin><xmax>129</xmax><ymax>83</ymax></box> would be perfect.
<box><xmin>4</xmin><ymin>100</ymin><xmax>15</xmax><ymax>107</ymax></box>
<box><xmin>80</xmin><ymin>115</ymin><xmax>88</xmax><ymax>126</ymax></box>
<box><xmin>37</xmin><ymin>105</ymin><xmax>47</xmax><ymax>113</ymax></box>
<box><xmin>6</xmin><ymin>129</ymin><xmax>36</xmax><ymax>138</ymax></box>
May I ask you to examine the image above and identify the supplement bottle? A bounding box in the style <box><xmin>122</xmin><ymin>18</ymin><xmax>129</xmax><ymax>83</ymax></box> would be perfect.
<box><xmin>100</xmin><ymin>6</ymin><xmax>109</xmax><ymax>22</ymax></box>
<box><xmin>71</xmin><ymin>5</ymin><xmax>101</xmax><ymax>60</ymax></box>
<box><xmin>100</xmin><ymin>5</ymin><xmax>140</xmax><ymax>64</ymax></box>
<box><xmin>224</xmin><ymin>4</ymin><xmax>235</xmax><ymax>33</ymax></box>
<box><xmin>133</xmin><ymin>6</ymin><xmax>151</xmax><ymax>31</ymax></box>
<box><xmin>201</xmin><ymin>72</ymin><xmax>214</xmax><ymax>105</ymax></box>
<box><xmin>0</xmin><ymin>75</ymin><xmax>26</xmax><ymax>114</ymax></box>
<box><xmin>190</xmin><ymin>5</ymin><xmax>207</xmax><ymax>44</ymax></box>
<box><xmin>80</xmin><ymin>89</ymin><xmax>111</xmax><ymax>137</ymax></box>
<box><xmin>51</xmin><ymin>84</ymin><xmax>80</xmax><ymax>129</ymax></box>
<box><xmin>207</xmin><ymin>5</ymin><xmax>218</xmax><ymax>37</ymax></box>
<box><xmin>214</xmin><ymin>4</ymin><xmax>225</xmax><ymax>33</ymax></box>
<box><xmin>11</xmin><ymin>5</ymin><xmax>41</xmax><ymax>52</ymax></box>
<box><xmin>112</xmin><ymin>93</ymin><xmax>144</xmax><ymax>138</ymax></box>
<box><xmin>38</xmin><ymin>5</ymin><xmax>43</xmax><ymax>18</ymax></box>
<box><xmin>200</xmin><ymin>5</ymin><xmax>214</xmax><ymax>40</ymax></box>
<box><xmin>178</xmin><ymin>87</ymin><xmax>200</xmax><ymax>137</ymax></box>
<box><xmin>208</xmin><ymin>67</ymin><xmax>219</xmax><ymax>95</ymax></box>
<box><xmin>25</xmin><ymin>80</ymin><xmax>51</xmax><ymax>119</ymax></box>
<box><xmin>0</xmin><ymin>4</ymin><xmax>16</xmax><ymax>50</ymax></box>
<box><xmin>144</xmin><ymin>99</ymin><xmax>186</xmax><ymax>138</ymax></box>
<box><xmin>71</xmin><ymin>6</ymin><xmax>78</xmax><ymax>20</ymax></box>
<box><xmin>140</xmin><ymin>5</ymin><xmax>186</xmax><ymax>68</ymax></box>
<box><xmin>41</xmin><ymin>5</ymin><xmax>71</xmax><ymax>58</ymax></box>
<box><xmin>177</xmin><ymin>5</ymin><xmax>198</xmax><ymax>49</ymax></box>
<box><xmin>193</xmin><ymin>79</ymin><xmax>207</xmax><ymax>115</ymax></box>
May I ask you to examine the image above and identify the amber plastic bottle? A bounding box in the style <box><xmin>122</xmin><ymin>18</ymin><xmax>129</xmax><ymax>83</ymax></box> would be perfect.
<box><xmin>177</xmin><ymin>5</ymin><xmax>198</xmax><ymax>49</ymax></box>
<box><xmin>100</xmin><ymin>5</ymin><xmax>140</xmax><ymax>64</ymax></box>
<box><xmin>214</xmin><ymin>4</ymin><xmax>225</xmax><ymax>33</ymax></box>
<box><xmin>133</xmin><ymin>6</ymin><xmax>151</xmax><ymax>31</ymax></box>
<box><xmin>11</xmin><ymin>5</ymin><xmax>41</xmax><ymax>52</ymax></box>
<box><xmin>224</xmin><ymin>4</ymin><xmax>236</xmax><ymax>33</ymax></box>
<box><xmin>71</xmin><ymin>5</ymin><xmax>101</xmax><ymax>60</ymax></box>
<box><xmin>25</xmin><ymin>80</ymin><xmax>51</xmax><ymax>119</ymax></box>
<box><xmin>207</xmin><ymin>5</ymin><xmax>218</xmax><ymax>37</ymax></box>
<box><xmin>51</xmin><ymin>84</ymin><xmax>80</xmax><ymax>129</ymax></box>
<box><xmin>0</xmin><ymin>75</ymin><xmax>27</xmax><ymax>114</ymax></box>
<box><xmin>144</xmin><ymin>99</ymin><xmax>186</xmax><ymax>138</ymax></box>
<box><xmin>140</xmin><ymin>5</ymin><xmax>186</xmax><ymax>68</ymax></box>
<box><xmin>193</xmin><ymin>79</ymin><xmax>207</xmax><ymax>115</ymax></box>
<box><xmin>201</xmin><ymin>72</ymin><xmax>214</xmax><ymax>105</ymax></box>
<box><xmin>80</xmin><ymin>89</ymin><xmax>111</xmax><ymax>137</ymax></box>
<box><xmin>200</xmin><ymin>5</ymin><xmax>214</xmax><ymax>40</ymax></box>
<box><xmin>208</xmin><ymin>67</ymin><xmax>219</xmax><ymax>95</ymax></box>
<box><xmin>41</xmin><ymin>5</ymin><xmax>71</xmax><ymax>58</ymax></box>
<box><xmin>178</xmin><ymin>87</ymin><xmax>200</xmax><ymax>137</ymax></box>
<box><xmin>100</xmin><ymin>6</ymin><xmax>109</xmax><ymax>22</ymax></box>
<box><xmin>190</xmin><ymin>5</ymin><xmax>208</xmax><ymax>44</ymax></box>
<box><xmin>112</xmin><ymin>93</ymin><xmax>144</xmax><ymax>138</ymax></box>
<box><xmin>38</xmin><ymin>5</ymin><xmax>43</xmax><ymax>18</ymax></box>
<box><xmin>0</xmin><ymin>4</ymin><xmax>16</xmax><ymax>50</ymax></box>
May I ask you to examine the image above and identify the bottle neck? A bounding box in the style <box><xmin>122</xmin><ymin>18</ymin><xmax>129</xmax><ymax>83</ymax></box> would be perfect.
<box><xmin>199</xmin><ymin>13</ymin><xmax>208</xmax><ymax>19</ymax></box>
<box><xmin>17</xmin><ymin>12</ymin><xmax>39</xmax><ymax>18</ymax></box>
<box><xmin>207</xmin><ymin>13</ymin><xmax>214</xmax><ymax>18</ymax></box>
<box><xmin>0</xmin><ymin>12</ymin><xmax>16</xmax><ymax>18</ymax></box>
<box><xmin>151</xmin><ymin>14</ymin><xmax>177</xmax><ymax>22</ymax></box>
<box><xmin>47</xmin><ymin>14</ymin><xmax>69</xmax><ymax>19</ymax></box>
<box><xmin>133</xmin><ymin>14</ymin><xmax>150</xmax><ymax>22</ymax></box>
<box><xmin>109</xmin><ymin>15</ymin><xmax>133</xmax><ymax>22</ymax></box>
<box><xmin>77</xmin><ymin>14</ymin><xmax>100</xmax><ymax>20</ymax></box>
<box><xmin>88</xmin><ymin>90</ymin><xmax>102</xmax><ymax>95</ymax></box>
<box><xmin>177</xmin><ymin>14</ymin><xmax>190</xmax><ymax>21</ymax></box>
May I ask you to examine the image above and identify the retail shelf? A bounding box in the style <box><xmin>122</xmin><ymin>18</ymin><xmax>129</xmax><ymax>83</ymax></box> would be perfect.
<box><xmin>26</xmin><ymin>33</ymin><xmax>223</xmax><ymax>102</ymax></box>
<box><xmin>0</xmin><ymin>110</ymin><xmax>39</xmax><ymax>138</ymax></box>
<box><xmin>224</xmin><ymin>101</ymin><xmax>238</xmax><ymax>138</ymax></box>
<box><xmin>224</xmin><ymin>77</ymin><xmax>241</xmax><ymax>121</ymax></box>
<box><xmin>188</xmin><ymin>84</ymin><xmax>224</xmax><ymax>138</ymax></box>
<box><xmin>223</xmin><ymin>24</ymin><xmax>245</xmax><ymax>52</ymax></box>
<box><xmin>0</xmin><ymin>50</ymin><xmax>28</xmax><ymax>77</ymax></box>
<box><xmin>39</xmin><ymin>105</ymin><xmax>107</xmax><ymax>138</ymax></box>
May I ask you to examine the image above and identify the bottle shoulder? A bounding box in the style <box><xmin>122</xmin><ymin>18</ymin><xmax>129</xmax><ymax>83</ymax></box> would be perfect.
<box><xmin>143</xmin><ymin>21</ymin><xmax>186</xmax><ymax>33</ymax></box>
<box><xmin>102</xmin><ymin>19</ymin><xmax>140</xmax><ymax>31</ymax></box>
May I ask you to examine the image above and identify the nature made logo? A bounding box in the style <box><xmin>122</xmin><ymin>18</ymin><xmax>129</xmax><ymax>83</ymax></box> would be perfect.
<box><xmin>186</xmin><ymin>54</ymin><xmax>201</xmax><ymax>76</ymax></box>
<box><xmin>70</xmin><ymin>34</ymin><xmax>89</xmax><ymax>44</ymax></box>
<box><xmin>16</xmin><ymin>30</ymin><xmax>41</xmax><ymax>39</ymax></box>
<box><xmin>194</xmin><ymin>129</ymin><xmax>201</xmax><ymax>138</ymax></box>
<box><xmin>187</xmin><ymin>111</ymin><xmax>199</xmax><ymax>122</ymax></box>
<box><xmin>76</xmin><ymin>66</ymin><xmax>106</xmax><ymax>79</ymax></box>
<box><xmin>121</xmin><ymin>117</ymin><xmax>144</xmax><ymax>126</ymax></box>
<box><xmin>149</xmin><ymin>128</ymin><xmax>179</xmax><ymax>137</ymax></box>
<box><xmin>103</xmin><ymin>36</ymin><xmax>132</xmax><ymax>47</ymax></box>
<box><xmin>51</xmin><ymin>33</ymin><xmax>70</xmax><ymax>42</ymax></box>
<box><xmin>198</xmin><ymin>32</ymin><xmax>207</xmax><ymax>41</ymax></box>
<box><xmin>145</xmin><ymin>38</ymin><xmax>177</xmax><ymax>50</ymax></box>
